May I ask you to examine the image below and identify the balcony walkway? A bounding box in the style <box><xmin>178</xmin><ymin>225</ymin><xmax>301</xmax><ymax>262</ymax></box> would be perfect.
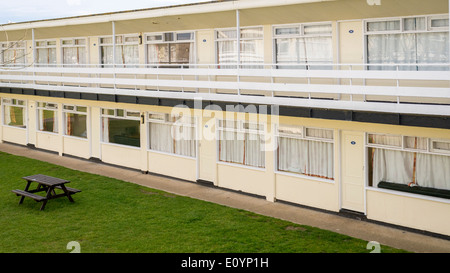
<box><xmin>1</xmin><ymin>63</ymin><xmax>449</xmax><ymax>117</ymax></box>
<box><xmin>1</xmin><ymin>141</ymin><xmax>449</xmax><ymax>253</ymax></box>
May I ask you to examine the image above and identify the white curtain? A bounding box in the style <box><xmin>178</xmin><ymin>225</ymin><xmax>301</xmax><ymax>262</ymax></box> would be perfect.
<box><xmin>219</xmin><ymin>130</ymin><xmax>264</xmax><ymax>168</ymax></box>
<box><xmin>173</xmin><ymin>124</ymin><xmax>196</xmax><ymax>157</ymax></box>
<box><xmin>278</xmin><ymin>137</ymin><xmax>334</xmax><ymax>179</ymax></box>
<box><xmin>367</xmin><ymin>32</ymin><xmax>449</xmax><ymax>70</ymax></box>
<box><xmin>3</xmin><ymin>48</ymin><xmax>26</xmax><ymax>66</ymax></box>
<box><xmin>102</xmin><ymin>117</ymin><xmax>109</xmax><ymax>143</ymax></box>
<box><xmin>37</xmin><ymin>48</ymin><xmax>56</xmax><ymax>65</ymax></box>
<box><xmin>276</xmin><ymin>37</ymin><xmax>332</xmax><ymax>69</ymax></box>
<box><xmin>217</xmin><ymin>40</ymin><xmax>237</xmax><ymax>67</ymax></box>
<box><xmin>101</xmin><ymin>45</ymin><xmax>139</xmax><ymax>66</ymax></box>
<box><xmin>371</xmin><ymin>135</ymin><xmax>450</xmax><ymax>190</ymax></box>
<box><xmin>63</xmin><ymin>47</ymin><xmax>86</xmax><ymax>65</ymax></box>
<box><xmin>150</xmin><ymin>123</ymin><xmax>173</xmax><ymax>153</ymax></box>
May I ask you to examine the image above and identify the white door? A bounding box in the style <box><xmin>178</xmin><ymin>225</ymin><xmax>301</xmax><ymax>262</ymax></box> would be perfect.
<box><xmin>341</xmin><ymin>131</ymin><xmax>365</xmax><ymax>213</ymax></box>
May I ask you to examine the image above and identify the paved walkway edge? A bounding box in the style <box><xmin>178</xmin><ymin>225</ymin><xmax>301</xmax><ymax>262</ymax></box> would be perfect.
<box><xmin>1</xmin><ymin>142</ymin><xmax>450</xmax><ymax>253</ymax></box>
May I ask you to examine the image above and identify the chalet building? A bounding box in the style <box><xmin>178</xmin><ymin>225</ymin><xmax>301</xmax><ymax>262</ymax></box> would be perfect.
<box><xmin>0</xmin><ymin>0</ymin><xmax>449</xmax><ymax>237</ymax></box>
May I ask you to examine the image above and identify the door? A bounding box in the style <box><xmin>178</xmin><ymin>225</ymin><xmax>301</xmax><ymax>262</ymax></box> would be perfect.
<box><xmin>341</xmin><ymin>131</ymin><xmax>365</xmax><ymax>213</ymax></box>
<box><xmin>197</xmin><ymin>116</ymin><xmax>216</xmax><ymax>184</ymax></box>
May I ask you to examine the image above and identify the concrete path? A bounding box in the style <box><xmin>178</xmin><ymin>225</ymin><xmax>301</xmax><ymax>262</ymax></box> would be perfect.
<box><xmin>1</xmin><ymin>142</ymin><xmax>450</xmax><ymax>253</ymax></box>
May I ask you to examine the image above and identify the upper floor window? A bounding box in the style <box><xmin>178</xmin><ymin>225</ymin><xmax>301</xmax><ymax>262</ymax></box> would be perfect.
<box><xmin>0</xmin><ymin>41</ymin><xmax>27</xmax><ymax>66</ymax></box>
<box><xmin>146</xmin><ymin>32</ymin><xmax>194</xmax><ymax>67</ymax></box>
<box><xmin>365</xmin><ymin>15</ymin><xmax>449</xmax><ymax>70</ymax></box>
<box><xmin>273</xmin><ymin>22</ymin><xmax>333</xmax><ymax>69</ymax></box>
<box><xmin>61</xmin><ymin>38</ymin><xmax>87</xmax><ymax>66</ymax></box>
<box><xmin>35</xmin><ymin>40</ymin><xmax>56</xmax><ymax>66</ymax></box>
<box><xmin>99</xmin><ymin>35</ymin><xmax>139</xmax><ymax>67</ymax></box>
<box><xmin>215</xmin><ymin>27</ymin><xmax>264</xmax><ymax>68</ymax></box>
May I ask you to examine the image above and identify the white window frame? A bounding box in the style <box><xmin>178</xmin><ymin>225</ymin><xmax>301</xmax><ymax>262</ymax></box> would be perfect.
<box><xmin>275</xmin><ymin>124</ymin><xmax>334</xmax><ymax>182</ymax></box>
<box><xmin>272</xmin><ymin>21</ymin><xmax>333</xmax><ymax>68</ymax></box>
<box><xmin>101</xmin><ymin>108</ymin><xmax>141</xmax><ymax>148</ymax></box>
<box><xmin>144</xmin><ymin>30</ymin><xmax>196</xmax><ymax>66</ymax></box>
<box><xmin>62</xmin><ymin>104</ymin><xmax>88</xmax><ymax>139</ymax></box>
<box><xmin>0</xmin><ymin>41</ymin><xmax>27</xmax><ymax>66</ymax></box>
<box><xmin>98</xmin><ymin>34</ymin><xmax>140</xmax><ymax>66</ymax></box>
<box><xmin>35</xmin><ymin>39</ymin><xmax>57</xmax><ymax>65</ymax></box>
<box><xmin>2</xmin><ymin>98</ymin><xmax>26</xmax><ymax>128</ymax></box>
<box><xmin>217</xmin><ymin>119</ymin><xmax>266</xmax><ymax>169</ymax></box>
<box><xmin>363</xmin><ymin>14</ymin><xmax>449</xmax><ymax>69</ymax></box>
<box><xmin>215</xmin><ymin>25</ymin><xmax>264</xmax><ymax>67</ymax></box>
<box><xmin>60</xmin><ymin>37</ymin><xmax>88</xmax><ymax>66</ymax></box>
<box><xmin>147</xmin><ymin>111</ymin><xmax>197</xmax><ymax>158</ymax></box>
<box><xmin>36</xmin><ymin>101</ymin><xmax>59</xmax><ymax>134</ymax></box>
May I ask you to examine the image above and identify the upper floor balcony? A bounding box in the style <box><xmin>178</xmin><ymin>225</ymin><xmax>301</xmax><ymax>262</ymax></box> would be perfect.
<box><xmin>0</xmin><ymin>0</ymin><xmax>449</xmax><ymax>117</ymax></box>
<box><xmin>0</xmin><ymin>62</ymin><xmax>449</xmax><ymax>117</ymax></box>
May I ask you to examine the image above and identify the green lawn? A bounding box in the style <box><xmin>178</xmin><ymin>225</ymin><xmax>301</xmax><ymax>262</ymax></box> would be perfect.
<box><xmin>0</xmin><ymin>151</ymin><xmax>407</xmax><ymax>253</ymax></box>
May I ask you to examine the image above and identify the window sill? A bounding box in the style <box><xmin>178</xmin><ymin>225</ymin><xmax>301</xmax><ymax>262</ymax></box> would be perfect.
<box><xmin>378</xmin><ymin>181</ymin><xmax>450</xmax><ymax>200</ymax></box>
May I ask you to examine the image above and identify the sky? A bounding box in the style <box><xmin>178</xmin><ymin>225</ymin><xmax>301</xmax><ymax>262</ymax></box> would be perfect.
<box><xmin>0</xmin><ymin>0</ymin><xmax>209</xmax><ymax>25</ymax></box>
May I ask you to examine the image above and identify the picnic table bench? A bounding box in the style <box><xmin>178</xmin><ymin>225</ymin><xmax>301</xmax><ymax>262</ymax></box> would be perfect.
<box><xmin>11</xmin><ymin>174</ymin><xmax>81</xmax><ymax>211</ymax></box>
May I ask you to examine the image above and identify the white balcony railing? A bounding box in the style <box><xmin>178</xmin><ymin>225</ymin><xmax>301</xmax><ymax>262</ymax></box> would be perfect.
<box><xmin>0</xmin><ymin>63</ymin><xmax>449</xmax><ymax>116</ymax></box>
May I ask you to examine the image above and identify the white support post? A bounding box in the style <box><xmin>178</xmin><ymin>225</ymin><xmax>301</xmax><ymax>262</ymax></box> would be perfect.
<box><xmin>236</xmin><ymin>9</ymin><xmax>241</xmax><ymax>95</ymax></box>
<box><xmin>31</xmin><ymin>28</ymin><xmax>35</xmax><ymax>67</ymax></box>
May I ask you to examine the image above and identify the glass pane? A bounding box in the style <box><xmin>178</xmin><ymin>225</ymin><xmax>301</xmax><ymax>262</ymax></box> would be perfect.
<box><xmin>102</xmin><ymin>109</ymin><xmax>115</xmax><ymax>116</ymax></box>
<box><xmin>241</xmin><ymin>27</ymin><xmax>263</xmax><ymax>39</ymax></box>
<box><xmin>217</xmin><ymin>30</ymin><xmax>236</xmax><ymax>39</ymax></box>
<box><xmin>76</xmin><ymin>106</ymin><xmax>87</xmax><ymax>113</ymax></box>
<box><xmin>100</xmin><ymin>37</ymin><xmax>112</xmax><ymax>44</ymax></box>
<box><xmin>105</xmin><ymin>118</ymin><xmax>140</xmax><ymax>147</ymax></box>
<box><xmin>305</xmin><ymin>128</ymin><xmax>333</xmax><ymax>139</ymax></box>
<box><xmin>304</xmin><ymin>24</ymin><xmax>332</xmax><ymax>35</ymax></box>
<box><xmin>148</xmin><ymin>113</ymin><xmax>166</xmax><ymax>121</ymax></box>
<box><xmin>4</xmin><ymin>105</ymin><xmax>25</xmax><ymax>127</ymax></box>
<box><xmin>164</xmin><ymin>33</ymin><xmax>174</xmax><ymax>42</ymax></box>
<box><xmin>39</xmin><ymin>109</ymin><xmax>58</xmax><ymax>133</ymax></box>
<box><xmin>177</xmin><ymin>32</ymin><xmax>192</xmax><ymax>41</ymax></box>
<box><xmin>64</xmin><ymin>105</ymin><xmax>75</xmax><ymax>111</ymax></box>
<box><xmin>147</xmin><ymin>44</ymin><xmax>169</xmax><ymax>64</ymax></box>
<box><xmin>433</xmin><ymin>141</ymin><xmax>450</xmax><ymax>152</ymax></box>
<box><xmin>116</xmin><ymin>109</ymin><xmax>125</xmax><ymax>117</ymax></box>
<box><xmin>404</xmin><ymin>136</ymin><xmax>427</xmax><ymax>150</ymax></box>
<box><xmin>367</xmin><ymin>20</ymin><xmax>400</xmax><ymax>32</ymax></box>
<box><xmin>66</xmin><ymin>113</ymin><xmax>87</xmax><ymax>138</ymax></box>
<box><xmin>275</xmin><ymin>27</ymin><xmax>299</xmax><ymax>35</ymax></box>
<box><xmin>125</xmin><ymin>36</ymin><xmax>139</xmax><ymax>43</ymax></box>
<box><xmin>126</xmin><ymin>111</ymin><xmax>140</xmax><ymax>118</ymax></box>
<box><xmin>170</xmin><ymin>43</ymin><xmax>191</xmax><ymax>63</ymax></box>
<box><xmin>403</xmin><ymin>17</ymin><xmax>426</xmax><ymax>31</ymax></box>
<box><xmin>431</xmin><ymin>18</ymin><xmax>449</xmax><ymax>28</ymax></box>
<box><xmin>368</xmin><ymin>134</ymin><xmax>402</xmax><ymax>147</ymax></box>
<box><xmin>278</xmin><ymin>125</ymin><xmax>302</xmax><ymax>135</ymax></box>
<box><xmin>147</xmin><ymin>35</ymin><xmax>162</xmax><ymax>42</ymax></box>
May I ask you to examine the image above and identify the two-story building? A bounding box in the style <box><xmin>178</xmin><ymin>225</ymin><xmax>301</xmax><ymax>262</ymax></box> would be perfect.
<box><xmin>1</xmin><ymin>0</ymin><xmax>449</xmax><ymax>237</ymax></box>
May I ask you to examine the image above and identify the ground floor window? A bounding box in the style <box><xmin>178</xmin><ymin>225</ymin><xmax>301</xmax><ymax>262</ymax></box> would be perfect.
<box><xmin>218</xmin><ymin>120</ymin><xmax>265</xmax><ymax>168</ymax></box>
<box><xmin>2</xmin><ymin>98</ymin><xmax>26</xmax><ymax>128</ymax></box>
<box><xmin>101</xmin><ymin>108</ymin><xmax>141</xmax><ymax>147</ymax></box>
<box><xmin>277</xmin><ymin>125</ymin><xmax>334</xmax><ymax>180</ymax></box>
<box><xmin>37</xmin><ymin>102</ymin><xmax>58</xmax><ymax>133</ymax></box>
<box><xmin>368</xmin><ymin>133</ymin><xmax>450</xmax><ymax>194</ymax></box>
<box><xmin>148</xmin><ymin>112</ymin><xmax>196</xmax><ymax>157</ymax></box>
<box><xmin>63</xmin><ymin>104</ymin><xmax>87</xmax><ymax>138</ymax></box>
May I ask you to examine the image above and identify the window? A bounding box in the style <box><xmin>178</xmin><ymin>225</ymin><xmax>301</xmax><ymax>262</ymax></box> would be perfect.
<box><xmin>216</xmin><ymin>27</ymin><xmax>264</xmax><ymax>68</ymax></box>
<box><xmin>367</xmin><ymin>133</ymin><xmax>450</xmax><ymax>194</ymax></box>
<box><xmin>146</xmin><ymin>31</ymin><xmax>194</xmax><ymax>67</ymax></box>
<box><xmin>0</xmin><ymin>41</ymin><xmax>27</xmax><ymax>66</ymax></box>
<box><xmin>277</xmin><ymin>125</ymin><xmax>334</xmax><ymax>180</ymax></box>
<box><xmin>37</xmin><ymin>102</ymin><xmax>58</xmax><ymax>133</ymax></box>
<box><xmin>63</xmin><ymin>105</ymin><xmax>87</xmax><ymax>138</ymax></box>
<box><xmin>2</xmin><ymin>98</ymin><xmax>26</xmax><ymax>128</ymax></box>
<box><xmin>101</xmin><ymin>108</ymin><xmax>140</xmax><ymax>147</ymax></box>
<box><xmin>61</xmin><ymin>38</ymin><xmax>87</xmax><ymax>66</ymax></box>
<box><xmin>365</xmin><ymin>15</ymin><xmax>449</xmax><ymax>70</ymax></box>
<box><xmin>36</xmin><ymin>40</ymin><xmax>57</xmax><ymax>66</ymax></box>
<box><xmin>100</xmin><ymin>35</ymin><xmax>139</xmax><ymax>67</ymax></box>
<box><xmin>218</xmin><ymin>120</ymin><xmax>265</xmax><ymax>168</ymax></box>
<box><xmin>148</xmin><ymin>112</ymin><xmax>196</xmax><ymax>157</ymax></box>
<box><xmin>273</xmin><ymin>23</ymin><xmax>333</xmax><ymax>69</ymax></box>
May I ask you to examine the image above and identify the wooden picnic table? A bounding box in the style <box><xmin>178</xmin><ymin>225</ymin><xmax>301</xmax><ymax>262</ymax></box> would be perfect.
<box><xmin>11</xmin><ymin>174</ymin><xmax>81</xmax><ymax>211</ymax></box>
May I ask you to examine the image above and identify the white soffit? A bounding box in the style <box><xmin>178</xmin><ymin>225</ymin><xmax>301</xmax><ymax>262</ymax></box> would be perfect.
<box><xmin>0</xmin><ymin>0</ymin><xmax>331</xmax><ymax>31</ymax></box>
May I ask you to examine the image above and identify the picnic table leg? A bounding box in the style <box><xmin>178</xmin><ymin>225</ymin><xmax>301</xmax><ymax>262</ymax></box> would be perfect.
<box><xmin>19</xmin><ymin>181</ymin><xmax>32</xmax><ymax>205</ymax></box>
<box><xmin>40</xmin><ymin>186</ymin><xmax>55</xmax><ymax>211</ymax></box>
<box><xmin>59</xmin><ymin>185</ymin><xmax>74</xmax><ymax>202</ymax></box>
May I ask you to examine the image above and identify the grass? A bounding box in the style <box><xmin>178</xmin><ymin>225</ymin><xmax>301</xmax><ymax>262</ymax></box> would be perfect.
<box><xmin>0</xmin><ymin>151</ymin><xmax>408</xmax><ymax>253</ymax></box>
